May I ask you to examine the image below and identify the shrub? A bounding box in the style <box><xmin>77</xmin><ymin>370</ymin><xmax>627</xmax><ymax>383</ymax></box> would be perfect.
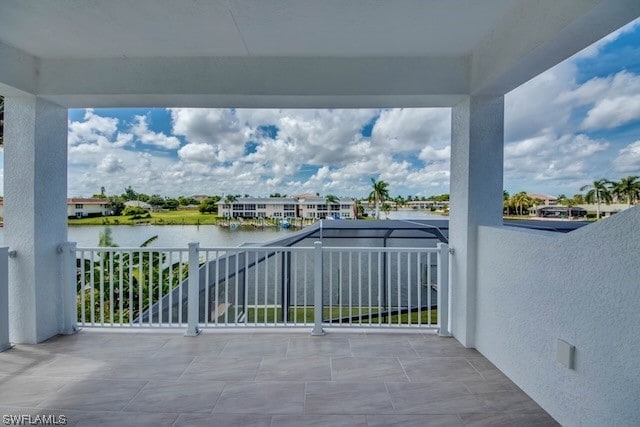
<box><xmin>123</xmin><ymin>206</ymin><xmax>149</xmax><ymax>216</ymax></box>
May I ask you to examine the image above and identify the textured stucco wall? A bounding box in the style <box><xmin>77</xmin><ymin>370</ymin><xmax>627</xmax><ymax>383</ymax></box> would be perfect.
<box><xmin>449</xmin><ymin>95</ymin><xmax>504</xmax><ymax>347</ymax></box>
<box><xmin>475</xmin><ymin>207</ymin><xmax>640</xmax><ymax>426</ymax></box>
<box><xmin>4</xmin><ymin>97</ymin><xmax>68</xmax><ymax>343</ymax></box>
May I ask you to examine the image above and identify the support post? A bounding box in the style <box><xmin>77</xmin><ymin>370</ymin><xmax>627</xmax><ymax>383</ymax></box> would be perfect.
<box><xmin>185</xmin><ymin>242</ymin><xmax>200</xmax><ymax>336</ymax></box>
<box><xmin>437</xmin><ymin>243</ymin><xmax>451</xmax><ymax>337</ymax></box>
<box><xmin>449</xmin><ymin>95</ymin><xmax>504</xmax><ymax>347</ymax></box>
<box><xmin>311</xmin><ymin>241</ymin><xmax>325</xmax><ymax>336</ymax></box>
<box><xmin>4</xmin><ymin>96</ymin><xmax>68</xmax><ymax>343</ymax></box>
<box><xmin>0</xmin><ymin>247</ymin><xmax>11</xmax><ymax>352</ymax></box>
<box><xmin>61</xmin><ymin>242</ymin><xmax>78</xmax><ymax>335</ymax></box>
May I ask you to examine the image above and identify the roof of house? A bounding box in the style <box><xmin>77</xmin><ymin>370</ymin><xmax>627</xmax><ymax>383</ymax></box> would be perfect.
<box><xmin>68</xmin><ymin>198</ymin><xmax>108</xmax><ymax>205</ymax></box>
<box><xmin>527</xmin><ymin>193</ymin><xmax>557</xmax><ymax>201</ymax></box>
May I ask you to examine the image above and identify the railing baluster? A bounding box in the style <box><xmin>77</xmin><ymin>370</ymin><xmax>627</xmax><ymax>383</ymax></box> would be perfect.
<box><xmin>437</xmin><ymin>243</ymin><xmax>450</xmax><ymax>336</ymax></box>
<box><xmin>260</xmin><ymin>250</ymin><xmax>265</xmax><ymax>326</ymax></box>
<box><xmin>303</xmin><ymin>252</ymin><xmax>308</xmax><ymax>324</ymax></box>
<box><xmin>293</xmin><ymin>251</ymin><xmax>298</xmax><ymax>325</ymax></box>
<box><xmin>368</xmin><ymin>252</ymin><xmax>372</xmax><ymax>326</ymax></box>
<box><xmin>216</xmin><ymin>250</ymin><xmax>221</xmax><ymax>326</ymax></box>
<box><xmin>80</xmin><ymin>250</ymin><xmax>86</xmax><ymax>326</ymax></box>
<box><xmin>148</xmin><ymin>251</ymin><xmax>153</xmax><ymax>328</ymax></box>
<box><xmin>129</xmin><ymin>251</ymin><xmax>134</xmax><ymax>326</ymax></box>
<box><xmin>119</xmin><ymin>251</ymin><xmax>124</xmax><ymax>326</ymax></box>
<box><xmin>244</xmin><ymin>251</ymin><xmax>249</xmax><ymax>326</ymax></box>
<box><xmin>109</xmin><ymin>250</ymin><xmax>114</xmax><ymax>326</ymax></box>
<box><xmin>348</xmin><ymin>252</ymin><xmax>352</xmax><ymax>326</ymax></box>
<box><xmin>236</xmin><ymin>250</ymin><xmax>240</xmax><ymax>325</ymax></box>
<box><xmin>396</xmin><ymin>252</ymin><xmax>401</xmax><ymax>326</ymax></box>
<box><xmin>377</xmin><ymin>252</ymin><xmax>382</xmax><ymax>327</ymax></box>
<box><xmin>358</xmin><ymin>252</ymin><xmax>362</xmax><ymax>325</ymax></box>
<box><xmin>178</xmin><ymin>251</ymin><xmax>183</xmax><ymax>327</ymax></box>
<box><xmin>407</xmin><ymin>251</ymin><xmax>411</xmax><ymax>326</ymax></box>
<box><xmin>338</xmin><ymin>252</ymin><xmax>343</xmax><ymax>326</ymax></box>
<box><xmin>158</xmin><ymin>252</ymin><xmax>163</xmax><ymax>326</ymax></box>
<box><xmin>90</xmin><ymin>250</ymin><xmax>95</xmax><ymax>326</ymax></box>
<box><xmin>417</xmin><ymin>252</ymin><xmax>422</xmax><ymax>327</ymax></box>
<box><xmin>168</xmin><ymin>251</ymin><xmax>174</xmax><ymax>326</ymax></box>
<box><xmin>311</xmin><ymin>241</ymin><xmax>324</xmax><ymax>336</ymax></box>
<box><xmin>205</xmin><ymin>250</ymin><xmax>210</xmax><ymax>326</ymax></box>
<box><xmin>253</xmin><ymin>250</ymin><xmax>258</xmax><ymax>326</ymax></box>
<box><xmin>138</xmin><ymin>250</ymin><xmax>143</xmax><ymax>327</ymax></box>
<box><xmin>427</xmin><ymin>252</ymin><xmax>432</xmax><ymax>327</ymax></box>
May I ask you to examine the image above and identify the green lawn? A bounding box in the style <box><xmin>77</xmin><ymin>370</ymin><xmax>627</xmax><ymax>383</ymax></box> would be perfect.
<box><xmin>245</xmin><ymin>306</ymin><xmax>438</xmax><ymax>325</ymax></box>
<box><xmin>69</xmin><ymin>210</ymin><xmax>223</xmax><ymax>226</ymax></box>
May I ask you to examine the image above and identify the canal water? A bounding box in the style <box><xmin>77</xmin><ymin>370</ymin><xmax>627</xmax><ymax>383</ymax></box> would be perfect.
<box><xmin>0</xmin><ymin>210</ymin><xmax>444</xmax><ymax>247</ymax></box>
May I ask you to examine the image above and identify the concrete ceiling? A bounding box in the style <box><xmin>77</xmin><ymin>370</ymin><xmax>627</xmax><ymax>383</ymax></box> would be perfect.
<box><xmin>0</xmin><ymin>0</ymin><xmax>519</xmax><ymax>58</ymax></box>
<box><xmin>0</xmin><ymin>0</ymin><xmax>638</xmax><ymax>108</ymax></box>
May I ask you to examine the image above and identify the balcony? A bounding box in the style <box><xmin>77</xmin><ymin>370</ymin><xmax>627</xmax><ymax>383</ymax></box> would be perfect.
<box><xmin>1</xmin><ymin>2</ymin><xmax>639</xmax><ymax>425</ymax></box>
<box><xmin>0</xmin><ymin>330</ymin><xmax>556</xmax><ymax>426</ymax></box>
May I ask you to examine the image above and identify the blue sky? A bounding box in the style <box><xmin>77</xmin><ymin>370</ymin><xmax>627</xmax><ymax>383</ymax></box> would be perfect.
<box><xmin>33</xmin><ymin>19</ymin><xmax>640</xmax><ymax>198</ymax></box>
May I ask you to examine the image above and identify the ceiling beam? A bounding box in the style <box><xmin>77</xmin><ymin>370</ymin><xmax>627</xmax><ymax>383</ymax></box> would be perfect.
<box><xmin>471</xmin><ymin>0</ymin><xmax>640</xmax><ymax>95</ymax></box>
<box><xmin>37</xmin><ymin>56</ymin><xmax>469</xmax><ymax>108</ymax></box>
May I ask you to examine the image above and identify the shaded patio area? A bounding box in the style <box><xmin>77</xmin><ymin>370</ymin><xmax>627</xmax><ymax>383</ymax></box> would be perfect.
<box><xmin>0</xmin><ymin>330</ymin><xmax>557</xmax><ymax>426</ymax></box>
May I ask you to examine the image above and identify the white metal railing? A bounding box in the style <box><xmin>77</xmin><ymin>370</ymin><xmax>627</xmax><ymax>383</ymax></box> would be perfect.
<box><xmin>65</xmin><ymin>241</ymin><xmax>450</xmax><ymax>335</ymax></box>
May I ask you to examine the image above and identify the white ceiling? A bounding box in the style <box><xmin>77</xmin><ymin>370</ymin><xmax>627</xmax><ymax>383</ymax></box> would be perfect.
<box><xmin>0</xmin><ymin>0</ymin><xmax>638</xmax><ymax>107</ymax></box>
<box><xmin>0</xmin><ymin>0</ymin><xmax>520</xmax><ymax>58</ymax></box>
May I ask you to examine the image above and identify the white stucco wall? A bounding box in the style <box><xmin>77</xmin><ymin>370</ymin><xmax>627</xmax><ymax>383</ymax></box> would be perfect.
<box><xmin>449</xmin><ymin>95</ymin><xmax>504</xmax><ymax>347</ymax></box>
<box><xmin>475</xmin><ymin>207</ymin><xmax>640</xmax><ymax>426</ymax></box>
<box><xmin>4</xmin><ymin>97</ymin><xmax>68</xmax><ymax>343</ymax></box>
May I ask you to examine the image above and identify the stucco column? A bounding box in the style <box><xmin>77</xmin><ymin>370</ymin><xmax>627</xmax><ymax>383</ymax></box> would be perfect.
<box><xmin>449</xmin><ymin>95</ymin><xmax>504</xmax><ymax>348</ymax></box>
<box><xmin>4</xmin><ymin>96</ymin><xmax>68</xmax><ymax>343</ymax></box>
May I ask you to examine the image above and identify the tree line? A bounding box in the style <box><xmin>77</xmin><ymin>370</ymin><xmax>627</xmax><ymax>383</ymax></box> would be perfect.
<box><xmin>504</xmin><ymin>175</ymin><xmax>640</xmax><ymax>217</ymax></box>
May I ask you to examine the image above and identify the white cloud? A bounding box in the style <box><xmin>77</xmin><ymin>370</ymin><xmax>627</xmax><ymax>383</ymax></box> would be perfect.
<box><xmin>97</xmin><ymin>154</ymin><xmax>125</xmax><ymax>174</ymax></box>
<box><xmin>68</xmin><ymin>109</ymin><xmax>120</xmax><ymax>146</ymax></box>
<box><xmin>613</xmin><ymin>141</ymin><xmax>640</xmax><ymax>173</ymax></box>
<box><xmin>131</xmin><ymin>115</ymin><xmax>181</xmax><ymax>149</ymax></box>
<box><xmin>372</xmin><ymin>108</ymin><xmax>450</xmax><ymax>153</ymax></box>
<box><xmin>581</xmin><ymin>94</ymin><xmax>640</xmax><ymax>130</ymax></box>
<box><xmin>177</xmin><ymin>143</ymin><xmax>216</xmax><ymax>163</ymax></box>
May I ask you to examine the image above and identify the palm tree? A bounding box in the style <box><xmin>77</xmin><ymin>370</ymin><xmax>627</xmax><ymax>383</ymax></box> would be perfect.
<box><xmin>325</xmin><ymin>194</ymin><xmax>339</xmax><ymax>204</ymax></box>
<box><xmin>509</xmin><ymin>192</ymin><xmax>533</xmax><ymax>216</ymax></box>
<box><xmin>611</xmin><ymin>176</ymin><xmax>640</xmax><ymax>208</ymax></box>
<box><xmin>368</xmin><ymin>178</ymin><xmax>390</xmax><ymax>219</ymax></box>
<box><xmin>580</xmin><ymin>179</ymin><xmax>612</xmax><ymax>220</ymax></box>
<box><xmin>380</xmin><ymin>203</ymin><xmax>392</xmax><ymax>219</ymax></box>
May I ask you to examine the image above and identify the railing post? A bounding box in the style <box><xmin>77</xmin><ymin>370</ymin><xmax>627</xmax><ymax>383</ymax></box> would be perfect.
<box><xmin>185</xmin><ymin>242</ymin><xmax>200</xmax><ymax>337</ymax></box>
<box><xmin>311</xmin><ymin>241</ymin><xmax>325</xmax><ymax>336</ymax></box>
<box><xmin>437</xmin><ymin>243</ymin><xmax>452</xmax><ymax>337</ymax></box>
<box><xmin>61</xmin><ymin>242</ymin><xmax>78</xmax><ymax>335</ymax></box>
<box><xmin>0</xmin><ymin>247</ymin><xmax>10</xmax><ymax>351</ymax></box>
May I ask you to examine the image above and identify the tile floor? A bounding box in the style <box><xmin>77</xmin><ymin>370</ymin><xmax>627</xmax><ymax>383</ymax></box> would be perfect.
<box><xmin>0</xmin><ymin>330</ymin><xmax>559</xmax><ymax>426</ymax></box>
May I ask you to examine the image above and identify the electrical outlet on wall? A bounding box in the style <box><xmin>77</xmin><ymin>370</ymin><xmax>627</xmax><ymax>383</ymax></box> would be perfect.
<box><xmin>556</xmin><ymin>339</ymin><xmax>575</xmax><ymax>369</ymax></box>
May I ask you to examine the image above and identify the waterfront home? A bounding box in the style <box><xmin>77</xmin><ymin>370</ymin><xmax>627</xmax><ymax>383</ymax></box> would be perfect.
<box><xmin>527</xmin><ymin>193</ymin><xmax>558</xmax><ymax>206</ymax></box>
<box><xmin>66</xmin><ymin>197</ymin><xmax>110</xmax><ymax>219</ymax></box>
<box><xmin>218</xmin><ymin>196</ymin><xmax>356</xmax><ymax>219</ymax></box>
<box><xmin>0</xmin><ymin>198</ymin><xmax>110</xmax><ymax>219</ymax></box>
